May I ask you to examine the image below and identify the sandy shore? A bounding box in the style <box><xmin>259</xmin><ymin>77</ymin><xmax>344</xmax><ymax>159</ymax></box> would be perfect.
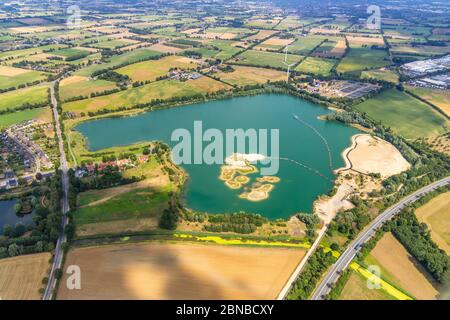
<box><xmin>315</xmin><ymin>134</ymin><xmax>411</xmax><ymax>224</ymax></box>
<box><xmin>336</xmin><ymin>134</ymin><xmax>411</xmax><ymax>178</ymax></box>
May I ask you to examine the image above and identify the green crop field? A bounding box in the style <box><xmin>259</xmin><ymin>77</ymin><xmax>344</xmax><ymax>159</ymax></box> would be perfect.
<box><xmin>361</xmin><ymin>69</ymin><xmax>399</xmax><ymax>84</ymax></box>
<box><xmin>0</xmin><ymin>107</ymin><xmax>50</xmax><ymax>129</ymax></box>
<box><xmin>208</xmin><ymin>40</ymin><xmax>244</xmax><ymax>60</ymax></box>
<box><xmin>116</xmin><ymin>55</ymin><xmax>197</xmax><ymax>82</ymax></box>
<box><xmin>336</xmin><ymin>48</ymin><xmax>390</xmax><ymax>74</ymax></box>
<box><xmin>0</xmin><ymin>85</ymin><xmax>49</xmax><ymax>111</ymax></box>
<box><xmin>63</xmin><ymin>77</ymin><xmax>230</xmax><ymax>113</ymax></box>
<box><xmin>59</xmin><ymin>77</ymin><xmax>117</xmax><ymax>101</ymax></box>
<box><xmin>354</xmin><ymin>89</ymin><xmax>448</xmax><ymax>139</ymax></box>
<box><xmin>233</xmin><ymin>50</ymin><xmax>303</xmax><ymax>70</ymax></box>
<box><xmin>0</xmin><ymin>66</ymin><xmax>49</xmax><ymax>90</ymax></box>
<box><xmin>74</xmin><ymin>48</ymin><xmax>161</xmax><ymax>77</ymax></box>
<box><xmin>295</xmin><ymin>57</ymin><xmax>336</xmax><ymax>75</ymax></box>
<box><xmin>51</xmin><ymin>48</ymin><xmax>91</xmax><ymax>60</ymax></box>
<box><xmin>288</xmin><ymin>36</ymin><xmax>325</xmax><ymax>55</ymax></box>
<box><xmin>0</xmin><ymin>44</ymin><xmax>65</xmax><ymax>60</ymax></box>
<box><xmin>73</xmin><ymin>184</ymin><xmax>173</xmax><ymax>225</ymax></box>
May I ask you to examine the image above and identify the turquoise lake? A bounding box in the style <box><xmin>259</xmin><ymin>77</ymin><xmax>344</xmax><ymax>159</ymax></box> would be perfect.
<box><xmin>75</xmin><ymin>94</ymin><xmax>359</xmax><ymax>220</ymax></box>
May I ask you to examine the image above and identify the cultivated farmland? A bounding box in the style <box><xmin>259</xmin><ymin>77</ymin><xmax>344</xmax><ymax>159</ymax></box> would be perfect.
<box><xmin>0</xmin><ymin>85</ymin><xmax>49</xmax><ymax>111</ymax></box>
<box><xmin>116</xmin><ymin>55</ymin><xmax>198</xmax><ymax>82</ymax></box>
<box><xmin>232</xmin><ymin>50</ymin><xmax>303</xmax><ymax>70</ymax></box>
<box><xmin>366</xmin><ymin>233</ymin><xmax>440</xmax><ymax>300</ymax></box>
<box><xmin>0</xmin><ymin>107</ymin><xmax>51</xmax><ymax>129</ymax></box>
<box><xmin>295</xmin><ymin>57</ymin><xmax>336</xmax><ymax>76</ymax></box>
<box><xmin>63</xmin><ymin>77</ymin><xmax>231</xmax><ymax>114</ymax></box>
<box><xmin>336</xmin><ymin>48</ymin><xmax>390</xmax><ymax>74</ymax></box>
<box><xmin>354</xmin><ymin>89</ymin><xmax>448</xmax><ymax>139</ymax></box>
<box><xmin>415</xmin><ymin>192</ymin><xmax>450</xmax><ymax>254</ymax></box>
<box><xmin>338</xmin><ymin>271</ymin><xmax>395</xmax><ymax>300</ymax></box>
<box><xmin>217</xmin><ymin>66</ymin><xmax>285</xmax><ymax>86</ymax></box>
<box><xmin>0</xmin><ymin>253</ymin><xmax>50</xmax><ymax>300</ymax></box>
<box><xmin>0</xmin><ymin>66</ymin><xmax>49</xmax><ymax>90</ymax></box>
<box><xmin>57</xmin><ymin>243</ymin><xmax>306</xmax><ymax>300</ymax></box>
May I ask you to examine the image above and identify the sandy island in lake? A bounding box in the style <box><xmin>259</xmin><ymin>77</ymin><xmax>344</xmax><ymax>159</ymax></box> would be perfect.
<box><xmin>219</xmin><ymin>153</ymin><xmax>280</xmax><ymax>201</ymax></box>
<box><xmin>315</xmin><ymin>134</ymin><xmax>411</xmax><ymax>224</ymax></box>
<box><xmin>240</xmin><ymin>184</ymin><xmax>275</xmax><ymax>202</ymax></box>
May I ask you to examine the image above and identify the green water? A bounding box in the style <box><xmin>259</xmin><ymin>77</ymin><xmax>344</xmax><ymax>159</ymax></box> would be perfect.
<box><xmin>76</xmin><ymin>94</ymin><xmax>359</xmax><ymax>219</ymax></box>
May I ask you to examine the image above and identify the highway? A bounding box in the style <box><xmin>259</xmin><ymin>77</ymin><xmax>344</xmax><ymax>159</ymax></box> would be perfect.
<box><xmin>42</xmin><ymin>81</ymin><xmax>70</xmax><ymax>300</ymax></box>
<box><xmin>311</xmin><ymin>176</ymin><xmax>450</xmax><ymax>300</ymax></box>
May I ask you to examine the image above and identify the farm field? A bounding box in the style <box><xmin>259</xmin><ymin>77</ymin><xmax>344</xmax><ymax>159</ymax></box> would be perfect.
<box><xmin>336</xmin><ymin>48</ymin><xmax>390</xmax><ymax>74</ymax></box>
<box><xmin>0</xmin><ymin>44</ymin><xmax>65</xmax><ymax>60</ymax></box>
<box><xmin>0</xmin><ymin>253</ymin><xmax>50</xmax><ymax>300</ymax></box>
<box><xmin>59</xmin><ymin>76</ymin><xmax>117</xmax><ymax>101</ymax></box>
<box><xmin>116</xmin><ymin>55</ymin><xmax>198</xmax><ymax>82</ymax></box>
<box><xmin>406</xmin><ymin>86</ymin><xmax>450</xmax><ymax>117</ymax></box>
<box><xmin>361</xmin><ymin>68</ymin><xmax>399</xmax><ymax>84</ymax></box>
<box><xmin>295</xmin><ymin>57</ymin><xmax>336</xmax><ymax>76</ymax></box>
<box><xmin>366</xmin><ymin>233</ymin><xmax>440</xmax><ymax>300</ymax></box>
<box><xmin>0</xmin><ymin>107</ymin><xmax>51</xmax><ymax>129</ymax></box>
<box><xmin>288</xmin><ymin>36</ymin><xmax>325</xmax><ymax>55</ymax></box>
<box><xmin>216</xmin><ymin>66</ymin><xmax>285</xmax><ymax>86</ymax></box>
<box><xmin>0</xmin><ymin>66</ymin><xmax>49</xmax><ymax>90</ymax></box>
<box><xmin>415</xmin><ymin>192</ymin><xmax>450</xmax><ymax>254</ymax></box>
<box><xmin>73</xmin><ymin>183</ymin><xmax>173</xmax><ymax>226</ymax></box>
<box><xmin>338</xmin><ymin>271</ymin><xmax>395</xmax><ymax>300</ymax></box>
<box><xmin>63</xmin><ymin>77</ymin><xmax>231</xmax><ymax>114</ymax></box>
<box><xmin>51</xmin><ymin>47</ymin><xmax>91</xmax><ymax>60</ymax></box>
<box><xmin>57</xmin><ymin>242</ymin><xmax>306</xmax><ymax>299</ymax></box>
<box><xmin>232</xmin><ymin>50</ymin><xmax>303</xmax><ymax>70</ymax></box>
<box><xmin>0</xmin><ymin>85</ymin><xmax>49</xmax><ymax>111</ymax></box>
<box><xmin>354</xmin><ymin>89</ymin><xmax>448</xmax><ymax>139</ymax></box>
<box><xmin>74</xmin><ymin>48</ymin><xmax>161</xmax><ymax>77</ymax></box>
<box><xmin>207</xmin><ymin>39</ymin><xmax>244</xmax><ymax>60</ymax></box>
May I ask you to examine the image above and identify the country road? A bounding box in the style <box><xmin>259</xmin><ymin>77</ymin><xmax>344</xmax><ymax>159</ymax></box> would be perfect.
<box><xmin>311</xmin><ymin>176</ymin><xmax>450</xmax><ymax>300</ymax></box>
<box><xmin>42</xmin><ymin>81</ymin><xmax>70</xmax><ymax>300</ymax></box>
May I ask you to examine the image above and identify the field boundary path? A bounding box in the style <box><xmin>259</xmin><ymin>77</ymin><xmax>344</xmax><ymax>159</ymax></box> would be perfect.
<box><xmin>276</xmin><ymin>224</ymin><xmax>328</xmax><ymax>300</ymax></box>
<box><xmin>43</xmin><ymin>80</ymin><xmax>70</xmax><ymax>300</ymax></box>
<box><xmin>311</xmin><ymin>176</ymin><xmax>450</xmax><ymax>300</ymax></box>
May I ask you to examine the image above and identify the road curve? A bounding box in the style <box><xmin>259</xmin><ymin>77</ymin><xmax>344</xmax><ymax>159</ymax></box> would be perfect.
<box><xmin>311</xmin><ymin>176</ymin><xmax>450</xmax><ymax>300</ymax></box>
<box><xmin>42</xmin><ymin>81</ymin><xmax>70</xmax><ymax>300</ymax></box>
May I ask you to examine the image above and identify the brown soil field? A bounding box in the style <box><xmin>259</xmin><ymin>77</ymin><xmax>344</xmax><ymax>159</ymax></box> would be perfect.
<box><xmin>149</xmin><ymin>43</ymin><xmax>183</xmax><ymax>53</ymax></box>
<box><xmin>0</xmin><ymin>65</ymin><xmax>30</xmax><ymax>76</ymax></box>
<box><xmin>0</xmin><ymin>253</ymin><xmax>50</xmax><ymax>300</ymax></box>
<box><xmin>8</xmin><ymin>26</ymin><xmax>50</xmax><ymax>33</ymax></box>
<box><xmin>190</xmin><ymin>76</ymin><xmax>232</xmax><ymax>91</ymax></box>
<box><xmin>220</xmin><ymin>33</ymin><xmax>238</xmax><ymax>40</ymax></box>
<box><xmin>415</xmin><ymin>191</ymin><xmax>450</xmax><ymax>254</ymax></box>
<box><xmin>262</xmin><ymin>37</ymin><xmax>294</xmax><ymax>46</ymax></box>
<box><xmin>347</xmin><ymin>35</ymin><xmax>385</xmax><ymax>47</ymax></box>
<box><xmin>330</xmin><ymin>39</ymin><xmax>347</xmax><ymax>56</ymax></box>
<box><xmin>245</xmin><ymin>30</ymin><xmax>277</xmax><ymax>41</ymax></box>
<box><xmin>60</xmin><ymin>75</ymin><xmax>86</xmax><ymax>86</ymax></box>
<box><xmin>182</xmin><ymin>28</ymin><xmax>202</xmax><ymax>35</ymax></box>
<box><xmin>339</xmin><ymin>271</ymin><xmax>394</xmax><ymax>300</ymax></box>
<box><xmin>370</xmin><ymin>233</ymin><xmax>440</xmax><ymax>300</ymax></box>
<box><xmin>310</xmin><ymin>28</ymin><xmax>342</xmax><ymax>35</ymax></box>
<box><xmin>76</xmin><ymin>217</ymin><xmax>159</xmax><ymax>237</ymax></box>
<box><xmin>57</xmin><ymin>243</ymin><xmax>305</xmax><ymax>300</ymax></box>
<box><xmin>340</xmin><ymin>134</ymin><xmax>410</xmax><ymax>178</ymax></box>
